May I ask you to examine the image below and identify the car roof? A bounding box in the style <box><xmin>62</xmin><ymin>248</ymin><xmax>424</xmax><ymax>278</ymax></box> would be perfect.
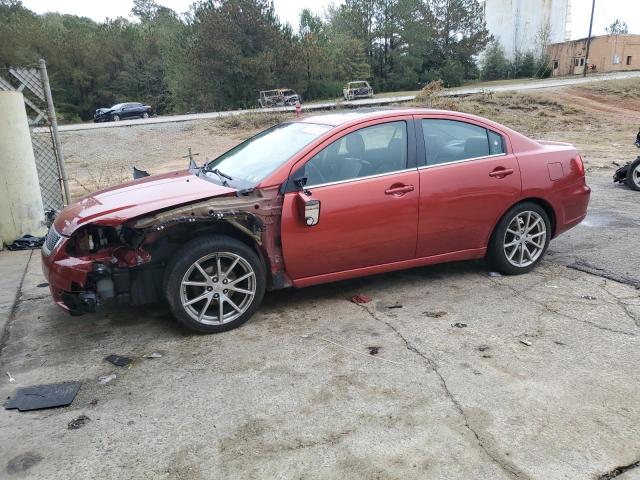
<box><xmin>299</xmin><ymin>108</ymin><xmax>518</xmax><ymax>133</ymax></box>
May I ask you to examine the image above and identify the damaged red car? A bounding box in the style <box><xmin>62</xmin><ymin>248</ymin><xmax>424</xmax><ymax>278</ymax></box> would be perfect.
<box><xmin>42</xmin><ymin>109</ymin><xmax>590</xmax><ymax>333</ymax></box>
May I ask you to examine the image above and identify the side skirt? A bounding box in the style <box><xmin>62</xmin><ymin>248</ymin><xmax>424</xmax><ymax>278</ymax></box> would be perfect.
<box><xmin>291</xmin><ymin>248</ymin><xmax>486</xmax><ymax>288</ymax></box>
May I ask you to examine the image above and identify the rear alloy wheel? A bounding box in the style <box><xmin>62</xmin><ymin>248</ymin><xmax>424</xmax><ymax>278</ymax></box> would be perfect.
<box><xmin>625</xmin><ymin>158</ymin><xmax>640</xmax><ymax>191</ymax></box>
<box><xmin>165</xmin><ymin>236</ymin><xmax>265</xmax><ymax>333</ymax></box>
<box><xmin>488</xmin><ymin>202</ymin><xmax>551</xmax><ymax>275</ymax></box>
<box><xmin>112</xmin><ymin>114</ymin><xmax>120</xmax><ymax>122</ymax></box>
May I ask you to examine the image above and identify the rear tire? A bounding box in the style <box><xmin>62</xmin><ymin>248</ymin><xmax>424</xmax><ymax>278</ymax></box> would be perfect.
<box><xmin>164</xmin><ymin>235</ymin><xmax>266</xmax><ymax>334</ymax></box>
<box><xmin>625</xmin><ymin>158</ymin><xmax>640</xmax><ymax>191</ymax></box>
<box><xmin>487</xmin><ymin>202</ymin><xmax>551</xmax><ymax>275</ymax></box>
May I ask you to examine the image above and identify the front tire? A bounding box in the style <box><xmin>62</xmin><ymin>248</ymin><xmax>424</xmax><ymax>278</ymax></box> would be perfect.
<box><xmin>625</xmin><ymin>158</ymin><xmax>640</xmax><ymax>191</ymax></box>
<box><xmin>165</xmin><ymin>236</ymin><xmax>266</xmax><ymax>333</ymax></box>
<box><xmin>487</xmin><ymin>202</ymin><xmax>551</xmax><ymax>275</ymax></box>
<box><xmin>112</xmin><ymin>114</ymin><xmax>120</xmax><ymax>122</ymax></box>
<box><xmin>142</xmin><ymin>112</ymin><xmax>150</xmax><ymax>119</ymax></box>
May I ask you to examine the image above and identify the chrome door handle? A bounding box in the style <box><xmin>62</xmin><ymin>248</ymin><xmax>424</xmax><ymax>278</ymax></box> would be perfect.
<box><xmin>489</xmin><ymin>168</ymin><xmax>514</xmax><ymax>178</ymax></box>
<box><xmin>385</xmin><ymin>185</ymin><xmax>414</xmax><ymax>195</ymax></box>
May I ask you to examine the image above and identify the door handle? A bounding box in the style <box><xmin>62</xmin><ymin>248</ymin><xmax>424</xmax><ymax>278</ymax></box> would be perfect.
<box><xmin>489</xmin><ymin>168</ymin><xmax>514</xmax><ymax>178</ymax></box>
<box><xmin>385</xmin><ymin>185</ymin><xmax>414</xmax><ymax>195</ymax></box>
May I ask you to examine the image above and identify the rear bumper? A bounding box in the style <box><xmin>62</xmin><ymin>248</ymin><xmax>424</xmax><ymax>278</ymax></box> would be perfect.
<box><xmin>553</xmin><ymin>181</ymin><xmax>591</xmax><ymax>236</ymax></box>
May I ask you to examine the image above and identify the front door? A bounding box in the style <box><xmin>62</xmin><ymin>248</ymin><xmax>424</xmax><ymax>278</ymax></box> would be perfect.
<box><xmin>415</xmin><ymin>117</ymin><xmax>522</xmax><ymax>258</ymax></box>
<box><xmin>281</xmin><ymin>119</ymin><xmax>419</xmax><ymax>280</ymax></box>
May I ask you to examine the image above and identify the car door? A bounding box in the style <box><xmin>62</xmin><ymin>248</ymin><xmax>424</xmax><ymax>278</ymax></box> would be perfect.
<box><xmin>281</xmin><ymin>118</ymin><xmax>420</xmax><ymax>280</ymax></box>
<box><xmin>415</xmin><ymin>116</ymin><xmax>521</xmax><ymax>258</ymax></box>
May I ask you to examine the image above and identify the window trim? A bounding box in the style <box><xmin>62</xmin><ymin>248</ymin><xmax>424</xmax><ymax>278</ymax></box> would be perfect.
<box><xmin>283</xmin><ymin>118</ymin><xmax>417</xmax><ymax>192</ymax></box>
<box><xmin>416</xmin><ymin>117</ymin><xmax>508</xmax><ymax>168</ymax></box>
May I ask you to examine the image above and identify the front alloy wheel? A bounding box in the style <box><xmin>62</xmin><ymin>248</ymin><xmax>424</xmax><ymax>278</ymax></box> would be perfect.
<box><xmin>180</xmin><ymin>252</ymin><xmax>256</xmax><ymax>325</ymax></box>
<box><xmin>488</xmin><ymin>202</ymin><xmax>551</xmax><ymax>275</ymax></box>
<box><xmin>112</xmin><ymin>114</ymin><xmax>120</xmax><ymax>121</ymax></box>
<box><xmin>165</xmin><ymin>236</ymin><xmax>266</xmax><ymax>333</ymax></box>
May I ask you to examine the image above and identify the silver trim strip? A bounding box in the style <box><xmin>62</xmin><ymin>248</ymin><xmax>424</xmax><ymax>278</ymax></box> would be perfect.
<box><xmin>306</xmin><ymin>167</ymin><xmax>417</xmax><ymax>189</ymax></box>
<box><xmin>418</xmin><ymin>152</ymin><xmax>508</xmax><ymax>170</ymax></box>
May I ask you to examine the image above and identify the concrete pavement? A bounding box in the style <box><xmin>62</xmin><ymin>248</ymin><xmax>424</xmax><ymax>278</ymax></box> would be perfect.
<box><xmin>1</xmin><ymin>239</ymin><xmax>639</xmax><ymax>479</ymax></box>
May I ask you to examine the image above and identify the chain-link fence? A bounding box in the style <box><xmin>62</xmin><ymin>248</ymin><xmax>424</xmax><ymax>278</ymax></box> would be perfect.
<box><xmin>0</xmin><ymin>60</ymin><xmax>68</xmax><ymax>211</ymax></box>
<box><xmin>31</xmin><ymin>125</ymin><xmax>64</xmax><ymax>210</ymax></box>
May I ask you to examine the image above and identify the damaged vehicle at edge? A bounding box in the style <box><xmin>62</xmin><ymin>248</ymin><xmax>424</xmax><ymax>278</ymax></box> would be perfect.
<box><xmin>41</xmin><ymin>109</ymin><xmax>591</xmax><ymax>333</ymax></box>
<box><xmin>613</xmin><ymin>142</ymin><xmax>640</xmax><ymax>191</ymax></box>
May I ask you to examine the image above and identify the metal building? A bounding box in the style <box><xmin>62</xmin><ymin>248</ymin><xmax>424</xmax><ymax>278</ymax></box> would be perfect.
<box><xmin>481</xmin><ymin>0</ymin><xmax>571</xmax><ymax>59</ymax></box>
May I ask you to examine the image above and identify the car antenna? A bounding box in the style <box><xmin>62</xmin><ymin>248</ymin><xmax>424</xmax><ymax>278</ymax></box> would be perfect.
<box><xmin>182</xmin><ymin>147</ymin><xmax>200</xmax><ymax>169</ymax></box>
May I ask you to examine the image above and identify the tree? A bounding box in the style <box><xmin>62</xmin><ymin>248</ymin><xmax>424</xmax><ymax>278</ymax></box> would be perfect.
<box><xmin>606</xmin><ymin>19</ymin><xmax>628</xmax><ymax>35</ymax></box>
<box><xmin>481</xmin><ymin>40</ymin><xmax>509</xmax><ymax>80</ymax></box>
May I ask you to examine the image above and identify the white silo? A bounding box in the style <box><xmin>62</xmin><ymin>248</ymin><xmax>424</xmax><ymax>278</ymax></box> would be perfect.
<box><xmin>481</xmin><ymin>0</ymin><xmax>570</xmax><ymax>58</ymax></box>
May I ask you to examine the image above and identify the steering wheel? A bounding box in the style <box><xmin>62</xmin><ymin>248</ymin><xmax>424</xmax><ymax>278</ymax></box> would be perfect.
<box><xmin>305</xmin><ymin>162</ymin><xmax>326</xmax><ymax>185</ymax></box>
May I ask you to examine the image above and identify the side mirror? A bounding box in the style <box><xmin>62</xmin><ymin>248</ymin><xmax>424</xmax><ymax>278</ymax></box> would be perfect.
<box><xmin>296</xmin><ymin>191</ymin><xmax>320</xmax><ymax>227</ymax></box>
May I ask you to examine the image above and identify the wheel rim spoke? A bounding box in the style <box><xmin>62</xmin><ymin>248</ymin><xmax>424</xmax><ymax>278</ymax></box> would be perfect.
<box><xmin>184</xmin><ymin>291</ymin><xmax>209</xmax><ymax>306</ymax></box>
<box><xmin>223</xmin><ymin>257</ymin><xmax>239</xmax><ymax>280</ymax></box>
<box><xmin>198</xmin><ymin>295</ymin><xmax>213</xmax><ymax>321</ymax></box>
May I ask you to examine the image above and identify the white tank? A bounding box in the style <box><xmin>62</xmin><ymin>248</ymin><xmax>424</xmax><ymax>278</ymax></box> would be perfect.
<box><xmin>0</xmin><ymin>91</ymin><xmax>46</xmax><ymax>246</ymax></box>
<box><xmin>482</xmin><ymin>0</ymin><xmax>570</xmax><ymax>58</ymax></box>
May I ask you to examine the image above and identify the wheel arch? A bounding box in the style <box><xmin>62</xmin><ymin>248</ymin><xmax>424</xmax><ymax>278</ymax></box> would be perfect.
<box><xmin>488</xmin><ymin>197</ymin><xmax>557</xmax><ymax>248</ymax></box>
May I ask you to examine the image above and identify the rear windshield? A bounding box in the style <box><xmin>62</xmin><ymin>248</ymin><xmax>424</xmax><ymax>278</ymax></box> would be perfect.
<box><xmin>204</xmin><ymin>122</ymin><xmax>331</xmax><ymax>187</ymax></box>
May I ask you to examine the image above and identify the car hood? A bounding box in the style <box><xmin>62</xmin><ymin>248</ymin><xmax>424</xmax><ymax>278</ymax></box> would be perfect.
<box><xmin>54</xmin><ymin>170</ymin><xmax>236</xmax><ymax>236</ymax></box>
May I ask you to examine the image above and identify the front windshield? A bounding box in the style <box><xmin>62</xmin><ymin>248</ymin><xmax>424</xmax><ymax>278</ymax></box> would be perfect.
<box><xmin>204</xmin><ymin>122</ymin><xmax>331</xmax><ymax>187</ymax></box>
<box><xmin>111</xmin><ymin>103</ymin><xmax>125</xmax><ymax>109</ymax></box>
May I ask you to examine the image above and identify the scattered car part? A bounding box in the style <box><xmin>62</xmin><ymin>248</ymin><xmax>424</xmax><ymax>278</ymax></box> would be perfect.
<box><xmin>68</xmin><ymin>415</ymin><xmax>90</xmax><ymax>430</ymax></box>
<box><xmin>614</xmin><ymin>156</ymin><xmax>640</xmax><ymax>191</ymax></box>
<box><xmin>98</xmin><ymin>374</ymin><xmax>116</xmax><ymax>385</ymax></box>
<box><xmin>4</xmin><ymin>381</ymin><xmax>81</xmax><ymax>411</ymax></box>
<box><xmin>133</xmin><ymin>167</ymin><xmax>150</xmax><ymax>179</ymax></box>
<box><xmin>351</xmin><ymin>294</ymin><xmax>372</xmax><ymax>304</ymax></box>
<box><xmin>104</xmin><ymin>354</ymin><xmax>133</xmax><ymax>368</ymax></box>
<box><xmin>343</xmin><ymin>81</ymin><xmax>374</xmax><ymax>101</ymax></box>
<box><xmin>143</xmin><ymin>352</ymin><xmax>162</xmax><ymax>358</ymax></box>
<box><xmin>7</xmin><ymin>234</ymin><xmax>44</xmax><ymax>250</ymax></box>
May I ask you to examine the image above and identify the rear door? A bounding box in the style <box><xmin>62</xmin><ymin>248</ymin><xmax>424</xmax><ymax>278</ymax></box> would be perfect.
<box><xmin>415</xmin><ymin>116</ymin><xmax>521</xmax><ymax>258</ymax></box>
<box><xmin>281</xmin><ymin>117</ymin><xmax>420</xmax><ymax>280</ymax></box>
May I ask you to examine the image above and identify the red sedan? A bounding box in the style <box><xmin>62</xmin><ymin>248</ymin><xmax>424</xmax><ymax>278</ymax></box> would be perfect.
<box><xmin>41</xmin><ymin>109</ymin><xmax>590</xmax><ymax>333</ymax></box>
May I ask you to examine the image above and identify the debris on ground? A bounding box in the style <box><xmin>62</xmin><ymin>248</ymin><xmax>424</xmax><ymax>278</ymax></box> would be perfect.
<box><xmin>98</xmin><ymin>374</ymin><xmax>116</xmax><ymax>385</ymax></box>
<box><xmin>582</xmin><ymin>295</ymin><xmax>597</xmax><ymax>300</ymax></box>
<box><xmin>386</xmin><ymin>303</ymin><xmax>403</xmax><ymax>309</ymax></box>
<box><xmin>368</xmin><ymin>346</ymin><xmax>380</xmax><ymax>355</ymax></box>
<box><xmin>452</xmin><ymin>322</ymin><xmax>467</xmax><ymax>328</ymax></box>
<box><xmin>6</xmin><ymin>234</ymin><xmax>45</xmax><ymax>251</ymax></box>
<box><xmin>546</xmin><ymin>284</ymin><xmax>559</xmax><ymax>289</ymax></box>
<box><xmin>520</xmin><ymin>340</ymin><xmax>533</xmax><ymax>347</ymax></box>
<box><xmin>68</xmin><ymin>414</ymin><xmax>90</xmax><ymax>430</ymax></box>
<box><xmin>351</xmin><ymin>294</ymin><xmax>372</xmax><ymax>304</ymax></box>
<box><xmin>6</xmin><ymin>372</ymin><xmax>15</xmax><ymax>383</ymax></box>
<box><xmin>143</xmin><ymin>352</ymin><xmax>163</xmax><ymax>359</ymax></box>
<box><xmin>477</xmin><ymin>345</ymin><xmax>490</xmax><ymax>352</ymax></box>
<box><xmin>4</xmin><ymin>381</ymin><xmax>81</xmax><ymax>411</ymax></box>
<box><xmin>105</xmin><ymin>354</ymin><xmax>133</xmax><ymax>368</ymax></box>
<box><xmin>90</xmin><ymin>399</ymin><xmax>98</xmax><ymax>406</ymax></box>
<box><xmin>489</xmin><ymin>272</ymin><xmax>502</xmax><ymax>277</ymax></box>
<box><xmin>37</xmin><ymin>282</ymin><xmax>49</xmax><ymax>288</ymax></box>
<box><xmin>554</xmin><ymin>340</ymin><xmax>566</xmax><ymax>346</ymax></box>
<box><xmin>424</xmin><ymin>311</ymin><xmax>447</xmax><ymax>318</ymax></box>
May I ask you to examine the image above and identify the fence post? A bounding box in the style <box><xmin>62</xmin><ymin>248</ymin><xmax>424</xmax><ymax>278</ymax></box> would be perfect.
<box><xmin>38</xmin><ymin>58</ymin><xmax>70</xmax><ymax>205</ymax></box>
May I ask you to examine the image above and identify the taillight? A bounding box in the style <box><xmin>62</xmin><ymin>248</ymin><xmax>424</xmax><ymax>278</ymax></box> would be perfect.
<box><xmin>575</xmin><ymin>154</ymin><xmax>585</xmax><ymax>176</ymax></box>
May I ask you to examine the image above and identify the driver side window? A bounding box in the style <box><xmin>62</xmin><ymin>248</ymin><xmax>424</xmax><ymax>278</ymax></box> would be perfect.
<box><xmin>296</xmin><ymin>121</ymin><xmax>408</xmax><ymax>187</ymax></box>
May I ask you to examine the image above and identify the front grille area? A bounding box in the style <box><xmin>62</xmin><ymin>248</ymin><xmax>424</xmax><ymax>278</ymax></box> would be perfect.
<box><xmin>42</xmin><ymin>226</ymin><xmax>62</xmax><ymax>256</ymax></box>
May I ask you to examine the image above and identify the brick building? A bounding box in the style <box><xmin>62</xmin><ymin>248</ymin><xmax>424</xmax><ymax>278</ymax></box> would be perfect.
<box><xmin>548</xmin><ymin>34</ymin><xmax>640</xmax><ymax>76</ymax></box>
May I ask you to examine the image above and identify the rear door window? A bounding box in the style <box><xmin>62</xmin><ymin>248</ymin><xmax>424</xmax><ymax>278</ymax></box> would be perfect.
<box><xmin>421</xmin><ymin>119</ymin><xmax>504</xmax><ymax>166</ymax></box>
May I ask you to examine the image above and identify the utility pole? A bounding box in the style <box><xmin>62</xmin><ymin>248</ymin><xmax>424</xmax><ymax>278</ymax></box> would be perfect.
<box><xmin>583</xmin><ymin>0</ymin><xmax>596</xmax><ymax>77</ymax></box>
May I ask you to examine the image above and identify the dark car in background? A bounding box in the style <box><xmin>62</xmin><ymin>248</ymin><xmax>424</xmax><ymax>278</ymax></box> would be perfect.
<box><xmin>94</xmin><ymin>102</ymin><xmax>153</xmax><ymax>122</ymax></box>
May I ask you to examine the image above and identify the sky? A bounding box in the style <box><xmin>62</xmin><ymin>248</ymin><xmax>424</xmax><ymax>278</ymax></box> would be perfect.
<box><xmin>19</xmin><ymin>0</ymin><xmax>640</xmax><ymax>39</ymax></box>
